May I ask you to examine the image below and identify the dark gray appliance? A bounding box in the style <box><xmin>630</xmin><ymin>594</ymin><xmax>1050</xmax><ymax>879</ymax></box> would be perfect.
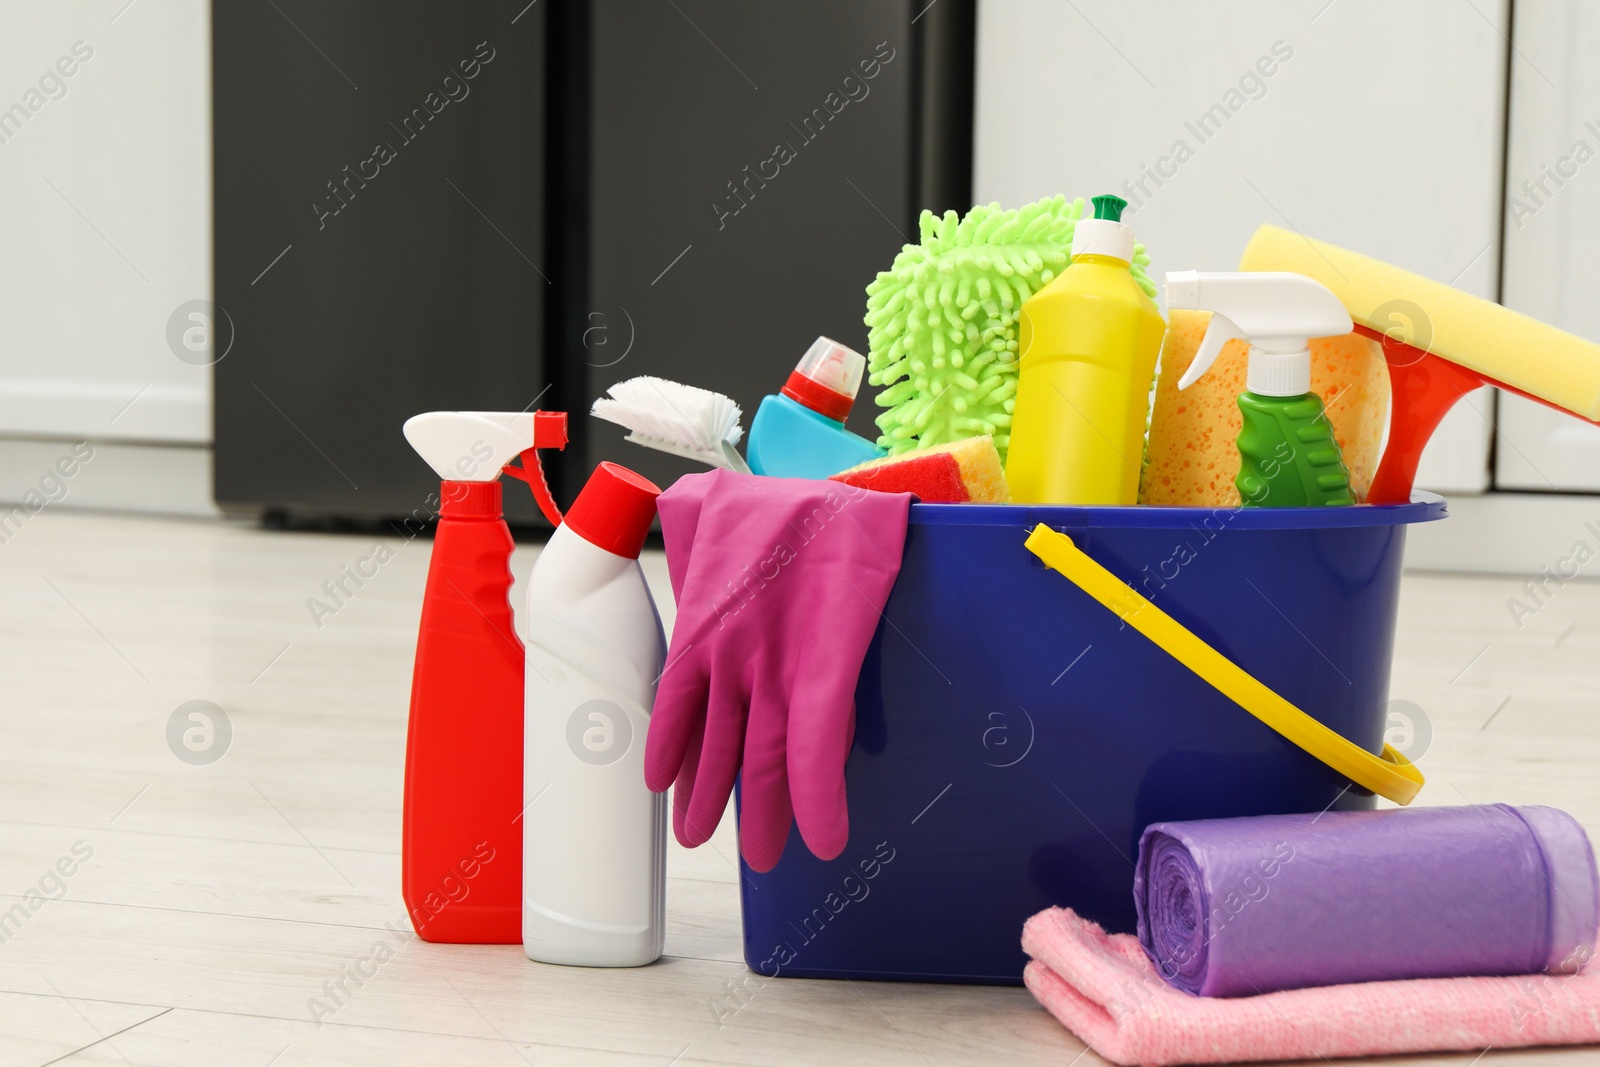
<box><xmin>214</xmin><ymin>0</ymin><xmax>973</xmax><ymax>524</ymax></box>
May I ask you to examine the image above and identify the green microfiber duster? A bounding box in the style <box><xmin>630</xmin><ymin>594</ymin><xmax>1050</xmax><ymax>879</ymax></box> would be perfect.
<box><xmin>864</xmin><ymin>196</ymin><xmax>1155</xmax><ymax>462</ymax></box>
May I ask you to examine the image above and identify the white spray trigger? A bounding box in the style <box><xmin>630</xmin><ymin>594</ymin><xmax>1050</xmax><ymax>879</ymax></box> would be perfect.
<box><xmin>404</xmin><ymin>411</ymin><xmax>529</xmax><ymax>481</ymax></box>
<box><xmin>1178</xmin><ymin>312</ymin><xmax>1247</xmax><ymax>391</ymax></box>
<box><xmin>1164</xmin><ymin>270</ymin><xmax>1352</xmax><ymax>398</ymax></box>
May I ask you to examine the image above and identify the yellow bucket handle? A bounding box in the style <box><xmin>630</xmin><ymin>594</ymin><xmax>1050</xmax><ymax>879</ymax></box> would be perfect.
<box><xmin>1024</xmin><ymin>525</ymin><xmax>1423</xmax><ymax>806</ymax></box>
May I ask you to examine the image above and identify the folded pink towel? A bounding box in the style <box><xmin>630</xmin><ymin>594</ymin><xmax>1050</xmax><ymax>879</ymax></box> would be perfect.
<box><xmin>1023</xmin><ymin>907</ymin><xmax>1600</xmax><ymax>1066</ymax></box>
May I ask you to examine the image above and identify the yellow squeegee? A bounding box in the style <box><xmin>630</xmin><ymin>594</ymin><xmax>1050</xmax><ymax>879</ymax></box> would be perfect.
<box><xmin>1240</xmin><ymin>225</ymin><xmax>1600</xmax><ymax>502</ymax></box>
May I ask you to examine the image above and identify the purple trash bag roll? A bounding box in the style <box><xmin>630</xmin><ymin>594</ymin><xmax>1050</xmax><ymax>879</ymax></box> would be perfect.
<box><xmin>1135</xmin><ymin>804</ymin><xmax>1599</xmax><ymax>998</ymax></box>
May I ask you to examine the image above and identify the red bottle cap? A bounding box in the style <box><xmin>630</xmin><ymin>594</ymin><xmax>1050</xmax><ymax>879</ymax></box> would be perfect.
<box><xmin>562</xmin><ymin>462</ymin><xmax>661</xmax><ymax>559</ymax></box>
<box><xmin>439</xmin><ymin>479</ymin><xmax>502</xmax><ymax>519</ymax></box>
<box><xmin>781</xmin><ymin>371</ymin><xmax>854</xmax><ymax>424</ymax></box>
<box><xmin>779</xmin><ymin>337</ymin><xmax>867</xmax><ymax>424</ymax></box>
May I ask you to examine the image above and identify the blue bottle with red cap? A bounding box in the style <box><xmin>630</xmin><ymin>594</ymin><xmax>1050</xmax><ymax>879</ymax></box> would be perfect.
<box><xmin>522</xmin><ymin>461</ymin><xmax>668</xmax><ymax>967</ymax></box>
<box><xmin>746</xmin><ymin>336</ymin><xmax>885</xmax><ymax>479</ymax></box>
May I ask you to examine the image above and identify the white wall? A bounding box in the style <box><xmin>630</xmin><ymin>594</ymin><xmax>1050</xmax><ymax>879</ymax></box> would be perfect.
<box><xmin>974</xmin><ymin>0</ymin><xmax>1509</xmax><ymax>495</ymax></box>
<box><xmin>0</xmin><ymin>0</ymin><xmax>212</xmax><ymax>514</ymax></box>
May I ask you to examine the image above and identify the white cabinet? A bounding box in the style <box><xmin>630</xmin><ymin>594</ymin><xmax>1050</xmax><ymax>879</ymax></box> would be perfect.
<box><xmin>1496</xmin><ymin>0</ymin><xmax>1600</xmax><ymax>492</ymax></box>
<box><xmin>0</xmin><ymin>2</ymin><xmax>213</xmax><ymax>514</ymax></box>
<box><xmin>974</xmin><ymin>0</ymin><xmax>1511</xmax><ymax>494</ymax></box>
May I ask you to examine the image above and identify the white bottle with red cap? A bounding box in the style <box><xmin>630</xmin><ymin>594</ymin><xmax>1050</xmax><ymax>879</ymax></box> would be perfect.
<box><xmin>522</xmin><ymin>461</ymin><xmax>667</xmax><ymax>967</ymax></box>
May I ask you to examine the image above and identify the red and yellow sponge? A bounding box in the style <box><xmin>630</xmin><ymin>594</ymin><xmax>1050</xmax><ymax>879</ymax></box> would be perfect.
<box><xmin>830</xmin><ymin>435</ymin><xmax>1009</xmax><ymax>503</ymax></box>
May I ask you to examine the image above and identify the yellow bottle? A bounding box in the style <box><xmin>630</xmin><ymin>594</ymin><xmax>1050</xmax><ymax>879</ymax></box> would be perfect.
<box><xmin>1006</xmin><ymin>195</ymin><xmax>1166</xmax><ymax>505</ymax></box>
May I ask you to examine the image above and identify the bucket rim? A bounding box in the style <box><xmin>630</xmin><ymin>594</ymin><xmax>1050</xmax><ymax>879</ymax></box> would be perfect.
<box><xmin>908</xmin><ymin>491</ymin><xmax>1447</xmax><ymax>530</ymax></box>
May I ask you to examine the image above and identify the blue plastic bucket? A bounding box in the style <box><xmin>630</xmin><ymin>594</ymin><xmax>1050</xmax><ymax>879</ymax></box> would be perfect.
<box><xmin>737</xmin><ymin>495</ymin><xmax>1447</xmax><ymax>985</ymax></box>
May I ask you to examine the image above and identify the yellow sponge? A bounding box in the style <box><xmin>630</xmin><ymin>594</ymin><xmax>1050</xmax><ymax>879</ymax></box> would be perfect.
<box><xmin>1140</xmin><ymin>310</ymin><xmax>1388</xmax><ymax>506</ymax></box>
<box><xmin>831</xmin><ymin>435</ymin><xmax>1009</xmax><ymax>503</ymax></box>
<box><xmin>1240</xmin><ymin>224</ymin><xmax>1600</xmax><ymax>420</ymax></box>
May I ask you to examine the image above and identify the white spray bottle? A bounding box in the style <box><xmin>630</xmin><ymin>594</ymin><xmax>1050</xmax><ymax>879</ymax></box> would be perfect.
<box><xmin>523</xmin><ymin>461</ymin><xmax>666</xmax><ymax>967</ymax></box>
<box><xmin>1166</xmin><ymin>270</ymin><xmax>1356</xmax><ymax>507</ymax></box>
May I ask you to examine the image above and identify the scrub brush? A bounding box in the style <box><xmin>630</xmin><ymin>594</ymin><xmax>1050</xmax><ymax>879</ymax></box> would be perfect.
<box><xmin>864</xmin><ymin>196</ymin><xmax>1156</xmax><ymax>463</ymax></box>
<box><xmin>591</xmin><ymin>376</ymin><xmax>753</xmax><ymax>474</ymax></box>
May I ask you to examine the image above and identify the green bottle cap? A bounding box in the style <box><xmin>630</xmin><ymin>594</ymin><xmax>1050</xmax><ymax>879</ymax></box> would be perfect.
<box><xmin>1092</xmin><ymin>194</ymin><xmax>1126</xmax><ymax>222</ymax></box>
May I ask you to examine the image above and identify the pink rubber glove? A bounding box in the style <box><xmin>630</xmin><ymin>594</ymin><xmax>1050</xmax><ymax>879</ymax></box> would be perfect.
<box><xmin>645</xmin><ymin>470</ymin><xmax>911</xmax><ymax>872</ymax></box>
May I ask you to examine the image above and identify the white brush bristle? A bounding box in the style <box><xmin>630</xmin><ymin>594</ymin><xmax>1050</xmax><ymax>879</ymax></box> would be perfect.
<box><xmin>591</xmin><ymin>376</ymin><xmax>744</xmax><ymax>451</ymax></box>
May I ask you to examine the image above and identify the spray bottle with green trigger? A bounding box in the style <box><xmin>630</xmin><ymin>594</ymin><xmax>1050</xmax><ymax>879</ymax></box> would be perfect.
<box><xmin>1165</xmin><ymin>271</ymin><xmax>1356</xmax><ymax>507</ymax></box>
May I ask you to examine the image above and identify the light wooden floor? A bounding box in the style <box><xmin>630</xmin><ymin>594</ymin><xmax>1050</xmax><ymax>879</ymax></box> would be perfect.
<box><xmin>0</xmin><ymin>509</ymin><xmax>1594</xmax><ymax>1066</ymax></box>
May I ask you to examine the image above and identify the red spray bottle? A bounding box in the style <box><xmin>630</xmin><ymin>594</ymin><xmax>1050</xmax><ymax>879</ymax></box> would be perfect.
<box><xmin>401</xmin><ymin>409</ymin><xmax>567</xmax><ymax>943</ymax></box>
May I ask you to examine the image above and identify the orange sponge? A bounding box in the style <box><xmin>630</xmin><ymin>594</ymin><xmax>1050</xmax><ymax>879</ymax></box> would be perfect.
<box><xmin>1140</xmin><ymin>310</ymin><xmax>1389</xmax><ymax>506</ymax></box>
<box><xmin>831</xmin><ymin>435</ymin><xmax>1009</xmax><ymax>503</ymax></box>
